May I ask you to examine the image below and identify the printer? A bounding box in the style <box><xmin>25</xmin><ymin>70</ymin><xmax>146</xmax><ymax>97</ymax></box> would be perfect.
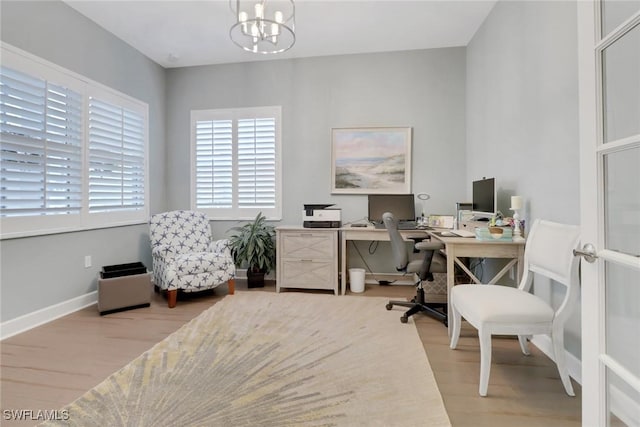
<box><xmin>303</xmin><ymin>204</ymin><xmax>341</xmax><ymax>228</ymax></box>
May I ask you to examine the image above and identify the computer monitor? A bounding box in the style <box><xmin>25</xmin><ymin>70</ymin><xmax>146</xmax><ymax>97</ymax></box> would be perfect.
<box><xmin>368</xmin><ymin>194</ymin><xmax>415</xmax><ymax>223</ymax></box>
<box><xmin>472</xmin><ymin>177</ymin><xmax>496</xmax><ymax>217</ymax></box>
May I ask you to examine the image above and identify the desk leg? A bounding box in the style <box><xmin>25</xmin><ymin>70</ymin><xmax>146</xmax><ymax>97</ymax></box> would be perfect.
<box><xmin>517</xmin><ymin>245</ymin><xmax>525</xmax><ymax>283</ymax></box>
<box><xmin>341</xmin><ymin>235</ymin><xmax>347</xmax><ymax>295</ymax></box>
<box><xmin>446</xmin><ymin>245</ymin><xmax>455</xmax><ymax>337</ymax></box>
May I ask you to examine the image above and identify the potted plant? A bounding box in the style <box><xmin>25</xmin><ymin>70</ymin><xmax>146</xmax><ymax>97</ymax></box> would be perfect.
<box><xmin>228</xmin><ymin>212</ymin><xmax>276</xmax><ymax>288</ymax></box>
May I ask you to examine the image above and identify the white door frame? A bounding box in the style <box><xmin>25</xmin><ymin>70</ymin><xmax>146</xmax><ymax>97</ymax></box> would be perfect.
<box><xmin>577</xmin><ymin>1</ymin><xmax>602</xmax><ymax>422</ymax></box>
<box><xmin>578</xmin><ymin>1</ymin><xmax>640</xmax><ymax>425</ymax></box>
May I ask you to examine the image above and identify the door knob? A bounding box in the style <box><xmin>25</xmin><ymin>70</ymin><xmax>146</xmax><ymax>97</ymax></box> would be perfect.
<box><xmin>573</xmin><ymin>243</ymin><xmax>598</xmax><ymax>263</ymax></box>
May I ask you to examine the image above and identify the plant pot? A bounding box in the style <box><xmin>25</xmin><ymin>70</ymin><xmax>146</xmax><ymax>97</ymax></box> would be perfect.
<box><xmin>247</xmin><ymin>269</ymin><xmax>265</xmax><ymax>288</ymax></box>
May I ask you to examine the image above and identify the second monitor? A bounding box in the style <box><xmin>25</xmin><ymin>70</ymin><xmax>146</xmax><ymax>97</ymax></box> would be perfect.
<box><xmin>368</xmin><ymin>194</ymin><xmax>415</xmax><ymax>224</ymax></box>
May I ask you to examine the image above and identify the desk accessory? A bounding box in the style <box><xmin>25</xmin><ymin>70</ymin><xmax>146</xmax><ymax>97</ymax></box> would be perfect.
<box><xmin>475</xmin><ymin>227</ymin><xmax>513</xmax><ymax>241</ymax></box>
<box><xmin>427</xmin><ymin>214</ymin><xmax>455</xmax><ymax>229</ymax></box>
<box><xmin>510</xmin><ymin>196</ymin><xmax>525</xmax><ymax>241</ymax></box>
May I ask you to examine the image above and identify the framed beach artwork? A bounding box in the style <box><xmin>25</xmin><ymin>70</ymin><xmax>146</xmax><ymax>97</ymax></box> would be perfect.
<box><xmin>331</xmin><ymin>127</ymin><xmax>412</xmax><ymax>194</ymax></box>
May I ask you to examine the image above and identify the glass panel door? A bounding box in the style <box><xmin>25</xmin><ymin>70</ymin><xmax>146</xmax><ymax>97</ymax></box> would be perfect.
<box><xmin>600</xmin><ymin>6</ymin><xmax>640</xmax><ymax>425</ymax></box>
<box><xmin>602</xmin><ymin>23</ymin><xmax>640</xmax><ymax>143</ymax></box>
<box><xmin>580</xmin><ymin>1</ymin><xmax>640</xmax><ymax>425</ymax></box>
<box><xmin>601</xmin><ymin>1</ymin><xmax>640</xmax><ymax>36</ymax></box>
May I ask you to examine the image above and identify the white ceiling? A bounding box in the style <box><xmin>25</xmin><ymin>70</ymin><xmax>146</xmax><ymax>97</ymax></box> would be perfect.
<box><xmin>64</xmin><ymin>0</ymin><xmax>497</xmax><ymax>68</ymax></box>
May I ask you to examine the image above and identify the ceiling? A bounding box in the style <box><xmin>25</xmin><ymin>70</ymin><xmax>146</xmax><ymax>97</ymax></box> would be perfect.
<box><xmin>64</xmin><ymin>0</ymin><xmax>497</xmax><ymax>68</ymax></box>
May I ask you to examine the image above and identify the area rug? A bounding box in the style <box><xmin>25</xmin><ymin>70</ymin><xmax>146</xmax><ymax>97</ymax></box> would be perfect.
<box><xmin>43</xmin><ymin>292</ymin><xmax>451</xmax><ymax>426</ymax></box>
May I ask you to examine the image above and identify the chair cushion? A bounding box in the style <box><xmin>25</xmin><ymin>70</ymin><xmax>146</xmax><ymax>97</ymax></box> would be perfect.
<box><xmin>452</xmin><ymin>284</ymin><xmax>554</xmax><ymax>324</ymax></box>
<box><xmin>174</xmin><ymin>252</ymin><xmax>231</xmax><ymax>276</ymax></box>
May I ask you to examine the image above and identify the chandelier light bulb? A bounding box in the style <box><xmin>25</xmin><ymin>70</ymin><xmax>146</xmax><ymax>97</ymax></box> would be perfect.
<box><xmin>239</xmin><ymin>11</ymin><xmax>248</xmax><ymax>33</ymax></box>
<box><xmin>230</xmin><ymin>0</ymin><xmax>296</xmax><ymax>54</ymax></box>
<box><xmin>254</xmin><ymin>3</ymin><xmax>263</xmax><ymax>19</ymax></box>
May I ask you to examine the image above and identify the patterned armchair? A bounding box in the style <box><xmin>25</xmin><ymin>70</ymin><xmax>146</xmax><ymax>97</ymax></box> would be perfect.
<box><xmin>149</xmin><ymin>210</ymin><xmax>235</xmax><ymax>308</ymax></box>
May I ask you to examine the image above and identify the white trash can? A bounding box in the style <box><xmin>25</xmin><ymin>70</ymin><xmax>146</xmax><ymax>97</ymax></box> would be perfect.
<box><xmin>349</xmin><ymin>268</ymin><xmax>366</xmax><ymax>293</ymax></box>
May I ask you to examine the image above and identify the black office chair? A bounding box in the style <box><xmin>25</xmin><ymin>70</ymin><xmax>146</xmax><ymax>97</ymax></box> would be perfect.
<box><xmin>383</xmin><ymin>212</ymin><xmax>448</xmax><ymax>325</ymax></box>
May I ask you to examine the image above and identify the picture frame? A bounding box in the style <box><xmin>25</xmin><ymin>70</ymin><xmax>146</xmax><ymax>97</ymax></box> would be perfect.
<box><xmin>331</xmin><ymin>127</ymin><xmax>412</xmax><ymax>194</ymax></box>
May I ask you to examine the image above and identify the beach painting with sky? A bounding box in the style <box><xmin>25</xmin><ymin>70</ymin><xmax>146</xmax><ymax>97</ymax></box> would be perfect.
<box><xmin>331</xmin><ymin>127</ymin><xmax>412</xmax><ymax>194</ymax></box>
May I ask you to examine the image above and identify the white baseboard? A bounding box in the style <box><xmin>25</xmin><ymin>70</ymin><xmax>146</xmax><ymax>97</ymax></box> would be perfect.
<box><xmin>0</xmin><ymin>291</ymin><xmax>97</xmax><ymax>341</ymax></box>
<box><xmin>530</xmin><ymin>334</ymin><xmax>582</xmax><ymax>385</ymax></box>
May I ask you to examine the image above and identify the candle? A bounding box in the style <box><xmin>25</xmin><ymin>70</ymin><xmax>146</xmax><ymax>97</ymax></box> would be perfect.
<box><xmin>510</xmin><ymin>196</ymin><xmax>523</xmax><ymax>210</ymax></box>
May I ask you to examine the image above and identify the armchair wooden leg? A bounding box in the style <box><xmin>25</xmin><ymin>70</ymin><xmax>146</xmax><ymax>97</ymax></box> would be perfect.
<box><xmin>167</xmin><ymin>289</ymin><xmax>177</xmax><ymax>308</ymax></box>
<box><xmin>228</xmin><ymin>278</ymin><xmax>235</xmax><ymax>295</ymax></box>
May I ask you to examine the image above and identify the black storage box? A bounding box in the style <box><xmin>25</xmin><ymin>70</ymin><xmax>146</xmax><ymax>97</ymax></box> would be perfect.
<box><xmin>101</xmin><ymin>262</ymin><xmax>147</xmax><ymax>279</ymax></box>
<box><xmin>98</xmin><ymin>262</ymin><xmax>151</xmax><ymax>315</ymax></box>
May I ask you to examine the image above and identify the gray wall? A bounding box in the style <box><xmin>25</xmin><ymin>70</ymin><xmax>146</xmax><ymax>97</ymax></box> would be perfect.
<box><xmin>466</xmin><ymin>0</ymin><xmax>581</xmax><ymax>357</ymax></box>
<box><xmin>165</xmin><ymin>49</ymin><xmax>468</xmax><ymax>270</ymax></box>
<box><xmin>0</xmin><ymin>0</ymin><xmax>167</xmax><ymax>322</ymax></box>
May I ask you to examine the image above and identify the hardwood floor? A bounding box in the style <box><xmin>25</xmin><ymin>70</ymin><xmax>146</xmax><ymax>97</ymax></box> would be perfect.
<box><xmin>1</xmin><ymin>281</ymin><xmax>581</xmax><ymax>426</ymax></box>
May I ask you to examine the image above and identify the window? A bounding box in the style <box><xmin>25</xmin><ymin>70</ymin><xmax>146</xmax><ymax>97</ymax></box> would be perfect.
<box><xmin>0</xmin><ymin>44</ymin><xmax>149</xmax><ymax>238</ymax></box>
<box><xmin>88</xmin><ymin>97</ymin><xmax>145</xmax><ymax>214</ymax></box>
<box><xmin>191</xmin><ymin>106</ymin><xmax>282</xmax><ymax>220</ymax></box>
<box><xmin>0</xmin><ymin>66</ymin><xmax>83</xmax><ymax>218</ymax></box>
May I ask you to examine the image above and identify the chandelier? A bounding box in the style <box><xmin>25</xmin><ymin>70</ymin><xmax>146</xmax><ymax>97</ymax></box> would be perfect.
<box><xmin>229</xmin><ymin>0</ymin><xmax>296</xmax><ymax>54</ymax></box>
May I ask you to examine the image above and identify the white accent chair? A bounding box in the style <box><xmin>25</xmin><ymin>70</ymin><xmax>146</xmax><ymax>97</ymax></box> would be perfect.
<box><xmin>149</xmin><ymin>210</ymin><xmax>236</xmax><ymax>308</ymax></box>
<box><xmin>449</xmin><ymin>219</ymin><xmax>580</xmax><ymax>396</ymax></box>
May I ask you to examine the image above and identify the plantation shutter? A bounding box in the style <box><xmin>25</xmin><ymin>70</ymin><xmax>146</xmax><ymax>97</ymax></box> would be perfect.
<box><xmin>191</xmin><ymin>106</ymin><xmax>281</xmax><ymax>220</ymax></box>
<box><xmin>88</xmin><ymin>97</ymin><xmax>145</xmax><ymax>213</ymax></box>
<box><xmin>0</xmin><ymin>66</ymin><xmax>83</xmax><ymax>217</ymax></box>
<box><xmin>237</xmin><ymin>117</ymin><xmax>276</xmax><ymax>209</ymax></box>
<box><xmin>195</xmin><ymin>119</ymin><xmax>233</xmax><ymax>208</ymax></box>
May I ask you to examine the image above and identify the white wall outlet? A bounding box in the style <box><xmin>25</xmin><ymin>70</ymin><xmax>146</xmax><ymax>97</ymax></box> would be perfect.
<box><xmin>84</xmin><ymin>255</ymin><xmax>92</xmax><ymax>268</ymax></box>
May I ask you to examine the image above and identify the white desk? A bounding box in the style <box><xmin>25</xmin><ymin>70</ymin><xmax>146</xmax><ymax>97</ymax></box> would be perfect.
<box><xmin>340</xmin><ymin>226</ymin><xmax>430</xmax><ymax>296</ymax></box>
<box><xmin>340</xmin><ymin>226</ymin><xmax>526</xmax><ymax>334</ymax></box>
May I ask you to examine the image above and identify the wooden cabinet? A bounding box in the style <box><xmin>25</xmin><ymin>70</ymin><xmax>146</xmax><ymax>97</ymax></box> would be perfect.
<box><xmin>276</xmin><ymin>227</ymin><xmax>339</xmax><ymax>295</ymax></box>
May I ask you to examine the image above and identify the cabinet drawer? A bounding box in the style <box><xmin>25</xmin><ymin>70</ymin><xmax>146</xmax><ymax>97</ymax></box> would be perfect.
<box><xmin>279</xmin><ymin>259</ymin><xmax>336</xmax><ymax>289</ymax></box>
<box><xmin>279</xmin><ymin>232</ymin><xmax>335</xmax><ymax>260</ymax></box>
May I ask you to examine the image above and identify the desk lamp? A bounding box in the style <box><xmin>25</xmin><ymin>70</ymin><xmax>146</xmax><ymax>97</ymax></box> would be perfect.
<box><xmin>510</xmin><ymin>196</ymin><xmax>525</xmax><ymax>241</ymax></box>
<box><xmin>416</xmin><ymin>193</ymin><xmax>430</xmax><ymax>225</ymax></box>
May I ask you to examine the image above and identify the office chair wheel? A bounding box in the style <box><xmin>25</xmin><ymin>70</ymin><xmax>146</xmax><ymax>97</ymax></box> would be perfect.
<box><xmin>400</xmin><ymin>315</ymin><xmax>408</xmax><ymax>324</ymax></box>
<box><xmin>385</xmin><ymin>303</ymin><xmax>393</xmax><ymax>310</ymax></box>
